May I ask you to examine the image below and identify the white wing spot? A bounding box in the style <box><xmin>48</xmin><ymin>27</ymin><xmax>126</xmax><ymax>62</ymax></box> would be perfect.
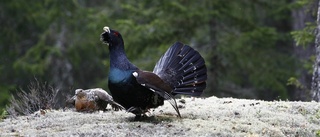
<box><xmin>149</xmin><ymin>88</ymin><xmax>156</xmax><ymax>92</ymax></box>
<box><xmin>132</xmin><ymin>72</ymin><xmax>138</xmax><ymax>77</ymax></box>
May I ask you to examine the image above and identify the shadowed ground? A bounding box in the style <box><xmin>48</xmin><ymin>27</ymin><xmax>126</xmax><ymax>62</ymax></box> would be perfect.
<box><xmin>1</xmin><ymin>96</ymin><xmax>320</xmax><ymax>136</ymax></box>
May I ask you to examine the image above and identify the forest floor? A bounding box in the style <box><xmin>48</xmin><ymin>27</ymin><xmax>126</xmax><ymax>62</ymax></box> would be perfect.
<box><xmin>0</xmin><ymin>96</ymin><xmax>320</xmax><ymax>137</ymax></box>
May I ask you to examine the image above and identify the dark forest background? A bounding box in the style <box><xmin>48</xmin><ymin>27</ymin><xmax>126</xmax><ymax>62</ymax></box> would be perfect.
<box><xmin>0</xmin><ymin>0</ymin><xmax>318</xmax><ymax>111</ymax></box>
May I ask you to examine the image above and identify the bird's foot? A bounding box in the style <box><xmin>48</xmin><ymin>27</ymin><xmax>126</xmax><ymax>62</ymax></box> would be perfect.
<box><xmin>126</xmin><ymin>107</ymin><xmax>144</xmax><ymax>115</ymax></box>
<box><xmin>127</xmin><ymin>107</ymin><xmax>155</xmax><ymax>121</ymax></box>
<box><xmin>144</xmin><ymin>109</ymin><xmax>154</xmax><ymax>117</ymax></box>
<box><xmin>127</xmin><ymin>107</ymin><xmax>143</xmax><ymax>121</ymax></box>
<box><xmin>133</xmin><ymin>113</ymin><xmax>154</xmax><ymax>121</ymax></box>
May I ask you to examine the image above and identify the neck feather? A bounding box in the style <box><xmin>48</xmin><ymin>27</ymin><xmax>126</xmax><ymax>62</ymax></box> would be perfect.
<box><xmin>109</xmin><ymin>43</ymin><xmax>137</xmax><ymax>70</ymax></box>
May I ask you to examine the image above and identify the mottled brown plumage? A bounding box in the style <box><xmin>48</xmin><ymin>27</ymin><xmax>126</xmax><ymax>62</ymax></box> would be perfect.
<box><xmin>66</xmin><ymin>88</ymin><xmax>124</xmax><ymax>112</ymax></box>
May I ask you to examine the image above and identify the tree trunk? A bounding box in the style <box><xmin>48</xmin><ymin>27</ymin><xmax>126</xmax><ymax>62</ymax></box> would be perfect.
<box><xmin>311</xmin><ymin>0</ymin><xmax>320</xmax><ymax>101</ymax></box>
<box><xmin>292</xmin><ymin>1</ymin><xmax>316</xmax><ymax>101</ymax></box>
<box><xmin>48</xmin><ymin>22</ymin><xmax>74</xmax><ymax>107</ymax></box>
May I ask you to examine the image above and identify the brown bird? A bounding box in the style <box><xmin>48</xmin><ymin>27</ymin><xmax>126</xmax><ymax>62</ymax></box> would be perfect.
<box><xmin>66</xmin><ymin>88</ymin><xmax>124</xmax><ymax>112</ymax></box>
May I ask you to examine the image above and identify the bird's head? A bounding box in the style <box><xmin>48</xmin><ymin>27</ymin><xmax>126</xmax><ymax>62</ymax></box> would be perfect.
<box><xmin>75</xmin><ymin>89</ymin><xmax>86</xmax><ymax>99</ymax></box>
<box><xmin>100</xmin><ymin>26</ymin><xmax>123</xmax><ymax>46</ymax></box>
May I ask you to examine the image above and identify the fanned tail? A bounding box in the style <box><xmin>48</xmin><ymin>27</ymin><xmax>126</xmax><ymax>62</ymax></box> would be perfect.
<box><xmin>153</xmin><ymin>42</ymin><xmax>207</xmax><ymax>96</ymax></box>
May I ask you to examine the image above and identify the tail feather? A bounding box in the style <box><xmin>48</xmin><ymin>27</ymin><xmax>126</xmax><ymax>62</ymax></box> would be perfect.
<box><xmin>178</xmin><ymin>45</ymin><xmax>193</xmax><ymax>57</ymax></box>
<box><xmin>179</xmin><ymin>72</ymin><xmax>207</xmax><ymax>86</ymax></box>
<box><xmin>178</xmin><ymin>52</ymin><xmax>201</xmax><ymax>71</ymax></box>
<box><xmin>174</xmin><ymin>82</ymin><xmax>206</xmax><ymax>96</ymax></box>
<box><xmin>153</xmin><ymin>43</ymin><xmax>183</xmax><ymax>75</ymax></box>
<box><xmin>182</xmin><ymin>66</ymin><xmax>207</xmax><ymax>81</ymax></box>
<box><xmin>153</xmin><ymin>42</ymin><xmax>207</xmax><ymax>96</ymax></box>
<box><xmin>180</xmin><ymin>58</ymin><xmax>205</xmax><ymax>74</ymax></box>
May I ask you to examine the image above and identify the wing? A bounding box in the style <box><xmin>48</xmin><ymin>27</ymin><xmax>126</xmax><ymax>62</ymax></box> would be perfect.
<box><xmin>91</xmin><ymin>88</ymin><xmax>125</xmax><ymax>111</ymax></box>
<box><xmin>132</xmin><ymin>70</ymin><xmax>181</xmax><ymax>118</ymax></box>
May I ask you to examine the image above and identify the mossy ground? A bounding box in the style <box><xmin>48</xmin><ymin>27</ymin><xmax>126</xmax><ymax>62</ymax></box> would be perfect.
<box><xmin>0</xmin><ymin>96</ymin><xmax>320</xmax><ymax>136</ymax></box>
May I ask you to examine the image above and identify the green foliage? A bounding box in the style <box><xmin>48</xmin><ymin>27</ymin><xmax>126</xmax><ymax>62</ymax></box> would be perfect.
<box><xmin>291</xmin><ymin>22</ymin><xmax>316</xmax><ymax>48</ymax></box>
<box><xmin>303</xmin><ymin>55</ymin><xmax>316</xmax><ymax>74</ymax></box>
<box><xmin>287</xmin><ymin>77</ymin><xmax>305</xmax><ymax>89</ymax></box>
<box><xmin>0</xmin><ymin>0</ymin><xmax>312</xmax><ymax>110</ymax></box>
<box><xmin>213</xmin><ymin>1</ymin><xmax>296</xmax><ymax>99</ymax></box>
<box><xmin>219</xmin><ymin>28</ymin><xmax>293</xmax><ymax>98</ymax></box>
<box><xmin>295</xmin><ymin>0</ymin><xmax>314</xmax><ymax>6</ymax></box>
<box><xmin>317</xmin><ymin>130</ymin><xmax>320</xmax><ymax>137</ymax></box>
<box><xmin>0</xmin><ymin>109</ymin><xmax>8</xmax><ymax>121</ymax></box>
<box><xmin>0</xmin><ymin>85</ymin><xmax>12</xmax><ymax>108</ymax></box>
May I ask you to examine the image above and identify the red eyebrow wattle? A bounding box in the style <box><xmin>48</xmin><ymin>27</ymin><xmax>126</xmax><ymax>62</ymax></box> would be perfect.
<box><xmin>114</xmin><ymin>32</ymin><xmax>119</xmax><ymax>36</ymax></box>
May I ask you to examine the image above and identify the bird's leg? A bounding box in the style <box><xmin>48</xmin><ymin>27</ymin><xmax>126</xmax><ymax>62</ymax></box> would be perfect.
<box><xmin>127</xmin><ymin>107</ymin><xmax>144</xmax><ymax>114</ymax></box>
<box><xmin>134</xmin><ymin>114</ymin><xmax>143</xmax><ymax>121</ymax></box>
<box><xmin>127</xmin><ymin>107</ymin><xmax>154</xmax><ymax>120</ymax></box>
<box><xmin>127</xmin><ymin>107</ymin><xmax>144</xmax><ymax>120</ymax></box>
<box><xmin>144</xmin><ymin>109</ymin><xmax>154</xmax><ymax>117</ymax></box>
